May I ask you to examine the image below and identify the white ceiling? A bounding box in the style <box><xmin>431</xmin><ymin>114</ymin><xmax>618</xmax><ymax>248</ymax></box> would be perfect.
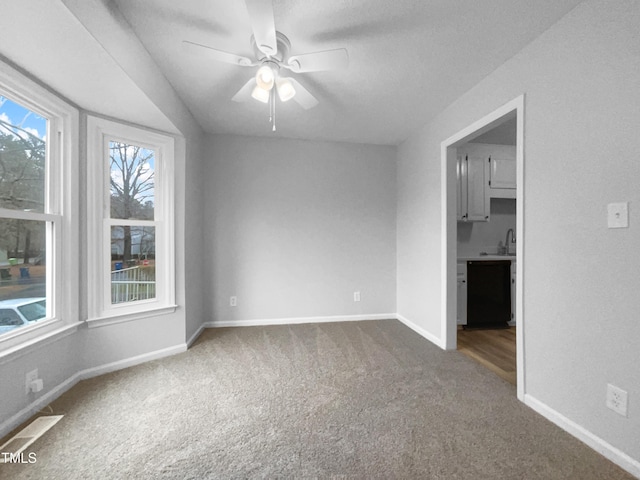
<box><xmin>1</xmin><ymin>0</ymin><xmax>583</xmax><ymax>145</ymax></box>
<box><xmin>0</xmin><ymin>1</ymin><xmax>177</xmax><ymax>134</ymax></box>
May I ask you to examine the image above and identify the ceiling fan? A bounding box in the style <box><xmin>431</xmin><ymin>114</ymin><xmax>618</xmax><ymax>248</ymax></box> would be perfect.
<box><xmin>183</xmin><ymin>0</ymin><xmax>349</xmax><ymax>131</ymax></box>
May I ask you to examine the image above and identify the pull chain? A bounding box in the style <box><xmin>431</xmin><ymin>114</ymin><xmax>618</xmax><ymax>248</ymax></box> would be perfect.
<box><xmin>272</xmin><ymin>90</ymin><xmax>276</xmax><ymax>132</ymax></box>
<box><xmin>266</xmin><ymin>89</ymin><xmax>277</xmax><ymax>132</ymax></box>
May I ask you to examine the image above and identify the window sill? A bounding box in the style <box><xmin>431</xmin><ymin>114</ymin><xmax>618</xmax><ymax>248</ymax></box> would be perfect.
<box><xmin>86</xmin><ymin>304</ymin><xmax>178</xmax><ymax>329</ymax></box>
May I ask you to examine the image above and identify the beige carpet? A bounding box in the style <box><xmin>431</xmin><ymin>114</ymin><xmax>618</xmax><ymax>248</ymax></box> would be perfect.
<box><xmin>1</xmin><ymin>320</ymin><xmax>633</xmax><ymax>479</ymax></box>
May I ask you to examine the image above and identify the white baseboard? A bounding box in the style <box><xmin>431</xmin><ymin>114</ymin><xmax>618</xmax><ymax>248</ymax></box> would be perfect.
<box><xmin>0</xmin><ymin>371</ymin><xmax>81</xmax><ymax>440</ymax></box>
<box><xmin>78</xmin><ymin>344</ymin><xmax>187</xmax><ymax>381</ymax></box>
<box><xmin>5</xmin><ymin>320</ymin><xmax>636</xmax><ymax>479</ymax></box>
<box><xmin>0</xmin><ymin>343</ymin><xmax>187</xmax><ymax>439</ymax></box>
<box><xmin>204</xmin><ymin>313</ymin><xmax>397</xmax><ymax>329</ymax></box>
<box><xmin>3</xmin><ymin>315</ymin><xmax>402</xmax><ymax>438</ymax></box>
<box><xmin>205</xmin><ymin>313</ymin><xmax>447</xmax><ymax>352</ymax></box>
<box><xmin>396</xmin><ymin>313</ymin><xmax>446</xmax><ymax>349</ymax></box>
<box><xmin>524</xmin><ymin>394</ymin><xmax>640</xmax><ymax>478</ymax></box>
<box><xmin>186</xmin><ymin>324</ymin><xmax>206</xmax><ymax>348</ymax></box>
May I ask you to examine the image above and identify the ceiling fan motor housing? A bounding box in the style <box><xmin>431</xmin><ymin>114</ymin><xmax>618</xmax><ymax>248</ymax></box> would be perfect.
<box><xmin>251</xmin><ymin>31</ymin><xmax>291</xmax><ymax>64</ymax></box>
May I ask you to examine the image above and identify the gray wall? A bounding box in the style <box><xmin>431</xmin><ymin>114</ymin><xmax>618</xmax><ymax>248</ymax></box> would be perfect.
<box><xmin>0</xmin><ymin>333</ymin><xmax>80</xmax><ymax>431</ymax></box>
<box><xmin>203</xmin><ymin>134</ymin><xmax>397</xmax><ymax>323</ymax></box>
<box><xmin>184</xmin><ymin>131</ymin><xmax>206</xmax><ymax>343</ymax></box>
<box><xmin>397</xmin><ymin>0</ymin><xmax>639</xmax><ymax>465</ymax></box>
<box><xmin>0</xmin><ymin>0</ymin><xmax>207</xmax><ymax>432</ymax></box>
<box><xmin>0</xmin><ymin>114</ymin><xmax>205</xmax><ymax>434</ymax></box>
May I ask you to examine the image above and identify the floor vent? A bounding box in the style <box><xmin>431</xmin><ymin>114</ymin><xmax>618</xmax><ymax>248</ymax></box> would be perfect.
<box><xmin>0</xmin><ymin>415</ymin><xmax>63</xmax><ymax>463</ymax></box>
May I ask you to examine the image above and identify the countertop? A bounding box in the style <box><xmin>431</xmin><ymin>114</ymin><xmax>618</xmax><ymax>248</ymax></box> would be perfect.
<box><xmin>457</xmin><ymin>254</ymin><xmax>516</xmax><ymax>261</ymax></box>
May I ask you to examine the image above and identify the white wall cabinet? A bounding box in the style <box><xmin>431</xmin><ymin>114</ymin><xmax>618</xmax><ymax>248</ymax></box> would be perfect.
<box><xmin>458</xmin><ymin>143</ymin><xmax>516</xmax><ymax>206</ymax></box>
<box><xmin>456</xmin><ymin>153</ymin><xmax>490</xmax><ymax>222</ymax></box>
<box><xmin>489</xmin><ymin>155</ymin><xmax>516</xmax><ymax>198</ymax></box>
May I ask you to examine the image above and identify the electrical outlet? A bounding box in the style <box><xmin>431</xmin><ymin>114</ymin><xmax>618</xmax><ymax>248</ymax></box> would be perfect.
<box><xmin>230</xmin><ymin>296</ymin><xmax>237</xmax><ymax>307</ymax></box>
<box><xmin>607</xmin><ymin>202</ymin><xmax>629</xmax><ymax>228</ymax></box>
<box><xmin>353</xmin><ymin>291</ymin><xmax>361</xmax><ymax>302</ymax></box>
<box><xmin>25</xmin><ymin>369</ymin><xmax>38</xmax><ymax>394</ymax></box>
<box><xmin>606</xmin><ymin>383</ymin><xmax>628</xmax><ymax>417</ymax></box>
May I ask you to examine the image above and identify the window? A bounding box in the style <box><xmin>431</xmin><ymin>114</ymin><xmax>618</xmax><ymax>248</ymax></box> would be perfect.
<box><xmin>0</xmin><ymin>60</ymin><xmax>79</xmax><ymax>351</ymax></box>
<box><xmin>87</xmin><ymin>117</ymin><xmax>175</xmax><ymax>323</ymax></box>
<box><xmin>109</xmin><ymin>141</ymin><xmax>156</xmax><ymax>304</ymax></box>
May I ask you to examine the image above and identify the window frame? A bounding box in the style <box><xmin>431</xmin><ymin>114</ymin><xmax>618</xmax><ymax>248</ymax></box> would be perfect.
<box><xmin>87</xmin><ymin>116</ymin><xmax>175</xmax><ymax>325</ymax></box>
<box><xmin>0</xmin><ymin>59</ymin><xmax>79</xmax><ymax>354</ymax></box>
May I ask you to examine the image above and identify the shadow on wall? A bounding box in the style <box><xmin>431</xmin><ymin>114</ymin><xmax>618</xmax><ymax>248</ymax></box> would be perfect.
<box><xmin>458</xmin><ymin>198</ymin><xmax>516</xmax><ymax>247</ymax></box>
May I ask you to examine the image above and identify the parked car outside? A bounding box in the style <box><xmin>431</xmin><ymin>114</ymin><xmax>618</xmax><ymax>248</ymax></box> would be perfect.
<box><xmin>0</xmin><ymin>298</ymin><xmax>47</xmax><ymax>334</ymax></box>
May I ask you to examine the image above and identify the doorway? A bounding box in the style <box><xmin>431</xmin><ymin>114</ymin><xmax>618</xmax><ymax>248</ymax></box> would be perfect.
<box><xmin>440</xmin><ymin>96</ymin><xmax>524</xmax><ymax>400</ymax></box>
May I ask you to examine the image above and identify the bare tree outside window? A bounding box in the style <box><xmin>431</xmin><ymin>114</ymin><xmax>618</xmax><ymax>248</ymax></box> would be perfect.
<box><xmin>109</xmin><ymin>142</ymin><xmax>154</xmax><ymax>220</ymax></box>
<box><xmin>88</xmin><ymin>115</ymin><xmax>173</xmax><ymax>315</ymax></box>
<box><xmin>108</xmin><ymin>141</ymin><xmax>156</xmax><ymax>304</ymax></box>
<box><xmin>0</xmin><ymin>106</ymin><xmax>46</xmax><ymax>265</ymax></box>
<box><xmin>109</xmin><ymin>141</ymin><xmax>155</xmax><ymax>261</ymax></box>
<box><xmin>0</xmin><ymin>115</ymin><xmax>45</xmax><ymax>212</ymax></box>
<box><xmin>0</xmin><ymin>97</ymin><xmax>48</xmax><ymax>331</ymax></box>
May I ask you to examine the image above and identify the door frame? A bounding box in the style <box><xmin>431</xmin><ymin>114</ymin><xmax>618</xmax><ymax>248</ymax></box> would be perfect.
<box><xmin>440</xmin><ymin>95</ymin><xmax>525</xmax><ymax>400</ymax></box>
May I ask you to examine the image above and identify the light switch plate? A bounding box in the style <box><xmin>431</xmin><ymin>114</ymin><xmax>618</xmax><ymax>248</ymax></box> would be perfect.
<box><xmin>607</xmin><ymin>202</ymin><xmax>628</xmax><ymax>228</ymax></box>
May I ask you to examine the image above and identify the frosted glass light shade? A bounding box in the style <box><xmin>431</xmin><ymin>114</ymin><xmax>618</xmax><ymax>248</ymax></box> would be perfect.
<box><xmin>251</xmin><ymin>85</ymin><xmax>270</xmax><ymax>103</ymax></box>
<box><xmin>255</xmin><ymin>65</ymin><xmax>275</xmax><ymax>90</ymax></box>
<box><xmin>276</xmin><ymin>77</ymin><xmax>296</xmax><ymax>102</ymax></box>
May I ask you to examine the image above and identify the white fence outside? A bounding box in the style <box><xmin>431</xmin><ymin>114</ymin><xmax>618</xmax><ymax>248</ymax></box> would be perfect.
<box><xmin>111</xmin><ymin>266</ymin><xmax>155</xmax><ymax>304</ymax></box>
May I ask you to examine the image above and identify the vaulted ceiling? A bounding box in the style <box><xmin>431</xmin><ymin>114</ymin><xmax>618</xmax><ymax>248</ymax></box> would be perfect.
<box><xmin>1</xmin><ymin>0</ymin><xmax>583</xmax><ymax>145</ymax></box>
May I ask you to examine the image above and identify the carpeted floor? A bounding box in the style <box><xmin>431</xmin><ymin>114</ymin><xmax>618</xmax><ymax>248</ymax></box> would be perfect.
<box><xmin>1</xmin><ymin>320</ymin><xmax>633</xmax><ymax>479</ymax></box>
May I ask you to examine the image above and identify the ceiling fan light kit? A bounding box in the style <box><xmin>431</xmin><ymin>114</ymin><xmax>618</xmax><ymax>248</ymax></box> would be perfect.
<box><xmin>276</xmin><ymin>77</ymin><xmax>295</xmax><ymax>102</ymax></box>
<box><xmin>251</xmin><ymin>84</ymin><xmax>270</xmax><ymax>103</ymax></box>
<box><xmin>255</xmin><ymin>64</ymin><xmax>275</xmax><ymax>90</ymax></box>
<box><xmin>184</xmin><ymin>0</ymin><xmax>349</xmax><ymax>131</ymax></box>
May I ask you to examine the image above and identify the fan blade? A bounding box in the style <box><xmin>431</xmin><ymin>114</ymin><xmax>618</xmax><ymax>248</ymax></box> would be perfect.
<box><xmin>288</xmin><ymin>78</ymin><xmax>319</xmax><ymax>110</ymax></box>
<box><xmin>287</xmin><ymin>48</ymin><xmax>349</xmax><ymax>73</ymax></box>
<box><xmin>232</xmin><ymin>78</ymin><xmax>257</xmax><ymax>102</ymax></box>
<box><xmin>244</xmin><ymin>0</ymin><xmax>278</xmax><ymax>56</ymax></box>
<box><xmin>183</xmin><ymin>40</ymin><xmax>256</xmax><ymax>67</ymax></box>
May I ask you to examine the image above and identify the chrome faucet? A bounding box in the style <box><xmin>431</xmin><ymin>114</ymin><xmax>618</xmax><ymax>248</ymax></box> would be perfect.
<box><xmin>505</xmin><ymin>228</ymin><xmax>515</xmax><ymax>255</ymax></box>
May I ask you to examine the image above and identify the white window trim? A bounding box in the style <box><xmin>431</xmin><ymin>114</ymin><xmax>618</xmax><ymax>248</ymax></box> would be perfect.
<box><xmin>0</xmin><ymin>60</ymin><xmax>80</xmax><ymax>354</ymax></box>
<box><xmin>86</xmin><ymin>116</ymin><xmax>175</xmax><ymax>325</ymax></box>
